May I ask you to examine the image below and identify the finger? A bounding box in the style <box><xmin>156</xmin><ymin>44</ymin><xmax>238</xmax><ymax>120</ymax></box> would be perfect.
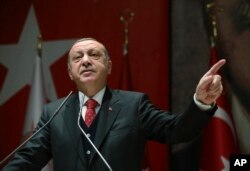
<box><xmin>209</xmin><ymin>75</ymin><xmax>222</xmax><ymax>89</ymax></box>
<box><xmin>208</xmin><ymin>83</ymin><xmax>223</xmax><ymax>95</ymax></box>
<box><xmin>197</xmin><ymin>75</ymin><xmax>213</xmax><ymax>91</ymax></box>
<box><xmin>202</xmin><ymin>83</ymin><xmax>223</xmax><ymax>103</ymax></box>
<box><xmin>204</xmin><ymin>59</ymin><xmax>226</xmax><ymax>76</ymax></box>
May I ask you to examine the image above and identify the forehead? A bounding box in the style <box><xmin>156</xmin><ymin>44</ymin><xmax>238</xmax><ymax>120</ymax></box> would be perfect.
<box><xmin>71</xmin><ymin>40</ymin><xmax>105</xmax><ymax>52</ymax></box>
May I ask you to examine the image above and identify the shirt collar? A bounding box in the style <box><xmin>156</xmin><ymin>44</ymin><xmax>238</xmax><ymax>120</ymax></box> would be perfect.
<box><xmin>78</xmin><ymin>87</ymin><xmax>106</xmax><ymax>107</ymax></box>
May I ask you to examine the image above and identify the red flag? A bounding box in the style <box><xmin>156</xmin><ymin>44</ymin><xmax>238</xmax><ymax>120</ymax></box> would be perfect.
<box><xmin>200</xmin><ymin>40</ymin><xmax>239</xmax><ymax>171</ymax></box>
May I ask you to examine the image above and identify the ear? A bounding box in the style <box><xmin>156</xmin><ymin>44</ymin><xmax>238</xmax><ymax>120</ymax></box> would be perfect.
<box><xmin>68</xmin><ymin>67</ymin><xmax>73</xmax><ymax>80</ymax></box>
<box><xmin>107</xmin><ymin>60</ymin><xmax>112</xmax><ymax>75</ymax></box>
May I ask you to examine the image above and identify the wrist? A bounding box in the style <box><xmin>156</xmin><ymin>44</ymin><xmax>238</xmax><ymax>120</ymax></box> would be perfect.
<box><xmin>193</xmin><ymin>93</ymin><xmax>214</xmax><ymax>111</ymax></box>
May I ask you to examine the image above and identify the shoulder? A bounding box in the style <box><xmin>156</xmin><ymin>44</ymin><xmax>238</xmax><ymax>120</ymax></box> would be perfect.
<box><xmin>45</xmin><ymin>97</ymin><xmax>67</xmax><ymax>108</ymax></box>
<box><xmin>108</xmin><ymin>88</ymin><xmax>150</xmax><ymax>103</ymax></box>
<box><xmin>44</xmin><ymin>92</ymin><xmax>78</xmax><ymax>112</ymax></box>
<box><xmin>110</xmin><ymin>89</ymin><xmax>146</xmax><ymax>97</ymax></box>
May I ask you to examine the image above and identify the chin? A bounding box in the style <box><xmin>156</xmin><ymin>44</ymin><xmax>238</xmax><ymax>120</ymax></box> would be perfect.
<box><xmin>80</xmin><ymin>78</ymin><xmax>96</xmax><ymax>84</ymax></box>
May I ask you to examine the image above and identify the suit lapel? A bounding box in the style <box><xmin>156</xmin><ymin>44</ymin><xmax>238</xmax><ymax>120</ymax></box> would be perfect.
<box><xmin>63</xmin><ymin>93</ymin><xmax>88</xmax><ymax>167</ymax></box>
<box><xmin>89</xmin><ymin>88</ymin><xmax>121</xmax><ymax>163</ymax></box>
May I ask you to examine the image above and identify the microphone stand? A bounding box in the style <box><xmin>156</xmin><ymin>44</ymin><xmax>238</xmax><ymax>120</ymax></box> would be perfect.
<box><xmin>77</xmin><ymin>109</ymin><xmax>113</xmax><ymax>171</ymax></box>
<box><xmin>0</xmin><ymin>91</ymin><xmax>73</xmax><ymax>166</ymax></box>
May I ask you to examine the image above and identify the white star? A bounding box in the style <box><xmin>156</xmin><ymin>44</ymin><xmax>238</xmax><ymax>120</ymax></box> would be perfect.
<box><xmin>0</xmin><ymin>6</ymin><xmax>77</xmax><ymax>105</ymax></box>
<box><xmin>221</xmin><ymin>155</ymin><xmax>230</xmax><ymax>171</ymax></box>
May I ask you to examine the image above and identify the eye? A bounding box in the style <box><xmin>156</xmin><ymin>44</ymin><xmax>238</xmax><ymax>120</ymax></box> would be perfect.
<box><xmin>91</xmin><ymin>53</ymin><xmax>98</xmax><ymax>57</ymax></box>
<box><xmin>72</xmin><ymin>55</ymin><xmax>82</xmax><ymax>62</ymax></box>
<box><xmin>89</xmin><ymin>51</ymin><xmax>102</xmax><ymax>60</ymax></box>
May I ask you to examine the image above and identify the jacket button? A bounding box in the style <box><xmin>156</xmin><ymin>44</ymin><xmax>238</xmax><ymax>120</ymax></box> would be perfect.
<box><xmin>86</xmin><ymin>150</ymin><xmax>91</xmax><ymax>155</ymax></box>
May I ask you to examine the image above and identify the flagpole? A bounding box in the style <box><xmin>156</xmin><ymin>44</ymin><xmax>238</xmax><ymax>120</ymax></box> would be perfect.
<box><xmin>120</xmin><ymin>9</ymin><xmax>135</xmax><ymax>56</ymax></box>
<box><xmin>37</xmin><ymin>34</ymin><xmax>42</xmax><ymax>58</ymax></box>
<box><xmin>205</xmin><ymin>2</ymin><xmax>223</xmax><ymax>47</ymax></box>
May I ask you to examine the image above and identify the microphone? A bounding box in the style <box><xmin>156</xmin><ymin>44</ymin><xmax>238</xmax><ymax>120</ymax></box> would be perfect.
<box><xmin>0</xmin><ymin>91</ymin><xmax>73</xmax><ymax>166</ymax></box>
<box><xmin>77</xmin><ymin>100</ymin><xmax>113</xmax><ymax>171</ymax></box>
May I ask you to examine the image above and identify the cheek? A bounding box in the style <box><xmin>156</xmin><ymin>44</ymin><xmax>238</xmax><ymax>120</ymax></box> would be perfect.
<box><xmin>96</xmin><ymin>65</ymin><xmax>110</xmax><ymax>79</ymax></box>
<box><xmin>69</xmin><ymin>65</ymin><xmax>80</xmax><ymax>76</ymax></box>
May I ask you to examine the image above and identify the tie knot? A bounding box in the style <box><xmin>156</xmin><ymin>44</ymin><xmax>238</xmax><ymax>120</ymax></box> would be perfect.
<box><xmin>86</xmin><ymin>99</ymin><xmax>97</xmax><ymax>109</ymax></box>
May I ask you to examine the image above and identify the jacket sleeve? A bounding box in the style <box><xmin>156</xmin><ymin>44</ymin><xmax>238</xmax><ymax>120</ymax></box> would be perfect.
<box><xmin>138</xmin><ymin>94</ymin><xmax>217</xmax><ymax>144</ymax></box>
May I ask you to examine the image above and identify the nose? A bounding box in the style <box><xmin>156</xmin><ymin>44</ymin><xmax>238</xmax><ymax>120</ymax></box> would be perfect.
<box><xmin>81</xmin><ymin>54</ymin><xmax>91</xmax><ymax>66</ymax></box>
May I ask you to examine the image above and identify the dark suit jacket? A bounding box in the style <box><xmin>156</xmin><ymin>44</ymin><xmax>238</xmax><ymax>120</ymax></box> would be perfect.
<box><xmin>3</xmin><ymin>88</ymin><xmax>217</xmax><ymax>171</ymax></box>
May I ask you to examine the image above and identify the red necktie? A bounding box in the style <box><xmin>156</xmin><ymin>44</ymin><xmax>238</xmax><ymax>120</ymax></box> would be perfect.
<box><xmin>85</xmin><ymin>99</ymin><xmax>97</xmax><ymax>127</ymax></box>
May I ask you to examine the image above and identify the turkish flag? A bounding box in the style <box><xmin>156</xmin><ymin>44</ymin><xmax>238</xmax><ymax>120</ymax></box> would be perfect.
<box><xmin>199</xmin><ymin>42</ymin><xmax>239</xmax><ymax>171</ymax></box>
<box><xmin>0</xmin><ymin>0</ymin><xmax>170</xmax><ymax>170</ymax></box>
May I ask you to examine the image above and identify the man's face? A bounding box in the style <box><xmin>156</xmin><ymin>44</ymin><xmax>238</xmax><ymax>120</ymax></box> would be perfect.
<box><xmin>68</xmin><ymin>40</ymin><xmax>112</xmax><ymax>91</ymax></box>
<box><xmin>215</xmin><ymin>0</ymin><xmax>250</xmax><ymax>113</ymax></box>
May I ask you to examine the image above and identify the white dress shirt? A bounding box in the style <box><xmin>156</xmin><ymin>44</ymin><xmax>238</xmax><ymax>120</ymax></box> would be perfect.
<box><xmin>78</xmin><ymin>87</ymin><xmax>106</xmax><ymax>121</ymax></box>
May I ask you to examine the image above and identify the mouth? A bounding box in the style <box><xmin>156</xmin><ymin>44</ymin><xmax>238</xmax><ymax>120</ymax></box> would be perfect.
<box><xmin>80</xmin><ymin>69</ymin><xmax>95</xmax><ymax>76</ymax></box>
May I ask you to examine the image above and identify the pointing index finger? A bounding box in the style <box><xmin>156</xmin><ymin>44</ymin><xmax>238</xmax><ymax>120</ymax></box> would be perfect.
<box><xmin>205</xmin><ymin>59</ymin><xmax>226</xmax><ymax>76</ymax></box>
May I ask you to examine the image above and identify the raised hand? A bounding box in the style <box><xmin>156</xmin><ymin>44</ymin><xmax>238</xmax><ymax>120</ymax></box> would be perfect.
<box><xmin>195</xmin><ymin>59</ymin><xmax>226</xmax><ymax>105</ymax></box>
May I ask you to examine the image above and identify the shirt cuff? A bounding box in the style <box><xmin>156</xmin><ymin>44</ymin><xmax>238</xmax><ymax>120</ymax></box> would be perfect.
<box><xmin>193</xmin><ymin>93</ymin><xmax>214</xmax><ymax>111</ymax></box>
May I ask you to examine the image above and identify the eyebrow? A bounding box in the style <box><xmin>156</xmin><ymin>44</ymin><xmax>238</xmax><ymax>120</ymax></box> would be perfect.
<box><xmin>72</xmin><ymin>51</ymin><xmax>83</xmax><ymax>56</ymax></box>
<box><xmin>88</xmin><ymin>48</ymin><xmax>102</xmax><ymax>53</ymax></box>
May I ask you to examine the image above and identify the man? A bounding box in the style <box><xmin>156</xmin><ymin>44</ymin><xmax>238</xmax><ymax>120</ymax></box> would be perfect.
<box><xmin>212</xmin><ymin>0</ymin><xmax>250</xmax><ymax>153</ymax></box>
<box><xmin>3</xmin><ymin>38</ymin><xmax>225</xmax><ymax>171</ymax></box>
